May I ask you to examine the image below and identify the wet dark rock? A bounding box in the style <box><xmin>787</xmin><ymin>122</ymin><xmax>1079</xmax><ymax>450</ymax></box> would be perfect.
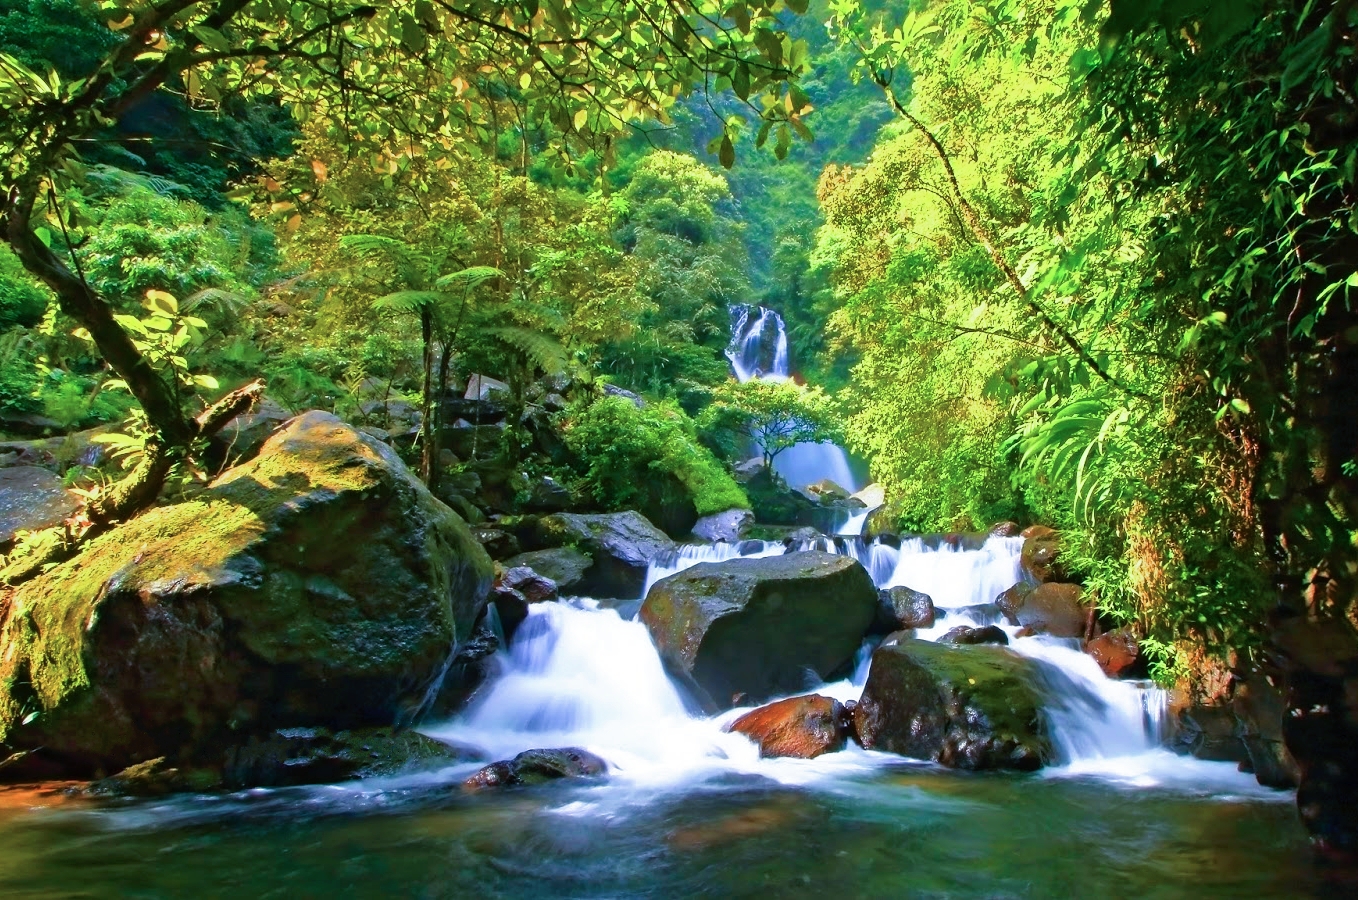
<box><xmin>727</xmin><ymin>694</ymin><xmax>850</xmax><ymax>759</ymax></box>
<box><xmin>1000</xmin><ymin>582</ymin><xmax>1086</xmax><ymax>638</ymax></box>
<box><xmin>221</xmin><ymin>727</ymin><xmax>469</xmax><ymax>788</ymax></box>
<box><xmin>440</xmin><ymin>396</ymin><xmax>507</xmax><ymax>424</ymax></box>
<box><xmin>1020</xmin><ymin>525</ymin><xmax>1063</xmax><ymax>582</ymax></box>
<box><xmin>989</xmin><ymin>521</ymin><xmax>1021</xmax><ymax>537</ymax></box>
<box><xmin>952</xmin><ymin>603</ymin><xmax>1003</xmax><ymax>626</ymax></box>
<box><xmin>535</xmin><ymin>511</ymin><xmax>674</xmax><ymax>599</ymax></box>
<box><xmin>0</xmin><ymin>466</ymin><xmax>79</xmax><ymax>549</ymax></box>
<box><xmin>737</xmin><ymin>539</ymin><xmax>768</xmax><ymax>555</ymax></box>
<box><xmin>442</xmin><ymin>423</ymin><xmax>505</xmax><ymax>460</ymax></box>
<box><xmin>490</xmin><ymin>565</ymin><xmax>559</xmax><ymax>639</ymax></box>
<box><xmin>871</xmin><ymin>586</ymin><xmax>936</xmax><ymax>635</ymax></box>
<box><xmin>938</xmin><ymin>625</ymin><xmax>1009</xmax><ymax>646</ymax></box>
<box><xmin>473</xmin><ymin>528</ymin><xmax>520</xmax><ymax>560</ymax></box>
<box><xmin>782</xmin><ymin>526</ymin><xmax>825</xmax><ymax>548</ymax></box>
<box><xmin>520</xmin><ymin>475</ymin><xmax>573</xmax><ymax>513</ymax></box>
<box><xmin>1086</xmin><ymin>629</ymin><xmax>1142</xmax><ymax>678</ymax></box>
<box><xmin>691</xmin><ymin>508</ymin><xmax>756</xmax><ymax>543</ymax></box>
<box><xmin>503</xmin><ymin>546</ymin><xmax>592</xmax><ymax>594</ymax></box>
<box><xmin>216</xmin><ymin>398</ymin><xmax>292</xmax><ymax>464</ymax></box>
<box><xmin>853</xmin><ymin>639</ymin><xmax>1050</xmax><ymax>771</ymax></box>
<box><xmin>428</xmin><ymin>622</ymin><xmax>501</xmax><ymax>719</ymax></box>
<box><xmin>1171</xmin><ymin>704</ymin><xmax>1250</xmax><ymax>765</ymax></box>
<box><xmin>462</xmin><ymin>747</ymin><xmax>608</xmax><ymax>790</ymax></box>
<box><xmin>88</xmin><ymin>757</ymin><xmax>220</xmax><ymax>797</ymax></box>
<box><xmin>1231</xmin><ymin>657</ymin><xmax>1300</xmax><ymax>790</ymax></box>
<box><xmin>1270</xmin><ymin>617</ymin><xmax>1358</xmax><ymax>853</ymax></box>
<box><xmin>640</xmin><ymin>551</ymin><xmax>878</xmax><ymax>709</ymax></box>
<box><xmin>0</xmin><ymin>412</ymin><xmax>493</xmax><ymax>779</ymax></box>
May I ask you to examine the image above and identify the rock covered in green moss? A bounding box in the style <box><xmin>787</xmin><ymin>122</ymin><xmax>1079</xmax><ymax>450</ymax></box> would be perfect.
<box><xmin>639</xmin><ymin>551</ymin><xmax>877</xmax><ymax>709</ymax></box>
<box><xmin>0</xmin><ymin>411</ymin><xmax>492</xmax><ymax>779</ymax></box>
<box><xmin>462</xmin><ymin>747</ymin><xmax>608</xmax><ymax>790</ymax></box>
<box><xmin>853</xmin><ymin>639</ymin><xmax>1051</xmax><ymax>771</ymax></box>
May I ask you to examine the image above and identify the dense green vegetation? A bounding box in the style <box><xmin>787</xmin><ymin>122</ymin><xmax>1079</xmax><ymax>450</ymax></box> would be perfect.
<box><xmin>0</xmin><ymin>0</ymin><xmax>1354</xmax><ymax>690</ymax></box>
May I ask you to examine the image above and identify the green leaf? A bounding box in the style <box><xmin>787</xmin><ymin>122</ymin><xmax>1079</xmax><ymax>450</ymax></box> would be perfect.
<box><xmin>719</xmin><ymin>134</ymin><xmax>735</xmax><ymax>169</ymax></box>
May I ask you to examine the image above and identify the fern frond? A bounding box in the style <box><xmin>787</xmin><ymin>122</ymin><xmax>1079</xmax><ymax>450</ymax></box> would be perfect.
<box><xmin>183</xmin><ymin>288</ymin><xmax>250</xmax><ymax>318</ymax></box>
<box><xmin>435</xmin><ymin>266</ymin><xmax>503</xmax><ymax>292</ymax></box>
<box><xmin>481</xmin><ymin>326</ymin><xmax>568</xmax><ymax>375</ymax></box>
<box><xmin>373</xmin><ymin>290</ymin><xmax>447</xmax><ymax>314</ymax></box>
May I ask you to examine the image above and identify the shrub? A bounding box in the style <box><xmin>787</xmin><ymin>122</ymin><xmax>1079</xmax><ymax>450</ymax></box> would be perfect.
<box><xmin>561</xmin><ymin>394</ymin><xmax>748</xmax><ymax>517</ymax></box>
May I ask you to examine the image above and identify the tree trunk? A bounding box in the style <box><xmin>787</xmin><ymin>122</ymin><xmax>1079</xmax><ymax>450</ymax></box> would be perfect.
<box><xmin>419</xmin><ymin>307</ymin><xmax>435</xmax><ymax>484</ymax></box>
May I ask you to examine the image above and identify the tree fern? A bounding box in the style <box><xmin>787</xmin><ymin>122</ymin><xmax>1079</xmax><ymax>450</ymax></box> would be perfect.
<box><xmin>481</xmin><ymin>326</ymin><xmax>568</xmax><ymax>375</ymax></box>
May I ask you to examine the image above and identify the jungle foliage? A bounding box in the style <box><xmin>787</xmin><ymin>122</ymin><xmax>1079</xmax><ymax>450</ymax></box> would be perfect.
<box><xmin>0</xmin><ymin>0</ymin><xmax>1352</xmax><ymax>683</ymax></box>
<box><xmin>814</xmin><ymin>0</ymin><xmax>1358</xmax><ymax>677</ymax></box>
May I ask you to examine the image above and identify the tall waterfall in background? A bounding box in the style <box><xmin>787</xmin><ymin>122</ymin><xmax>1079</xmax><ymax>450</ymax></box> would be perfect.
<box><xmin>724</xmin><ymin>305</ymin><xmax>863</xmax><ymax>500</ymax></box>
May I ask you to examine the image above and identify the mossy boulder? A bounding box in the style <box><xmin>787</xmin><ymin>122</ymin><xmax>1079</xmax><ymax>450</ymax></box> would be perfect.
<box><xmin>639</xmin><ymin>551</ymin><xmax>877</xmax><ymax>709</ymax></box>
<box><xmin>462</xmin><ymin>747</ymin><xmax>608</xmax><ymax>790</ymax></box>
<box><xmin>534</xmin><ymin>511</ymin><xmax>674</xmax><ymax>598</ymax></box>
<box><xmin>853</xmin><ymin>639</ymin><xmax>1052</xmax><ymax>771</ymax></box>
<box><xmin>0</xmin><ymin>411</ymin><xmax>492</xmax><ymax>779</ymax></box>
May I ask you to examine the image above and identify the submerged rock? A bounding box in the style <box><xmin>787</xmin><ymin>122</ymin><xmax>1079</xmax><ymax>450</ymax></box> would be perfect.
<box><xmin>0</xmin><ymin>466</ymin><xmax>79</xmax><ymax>549</ymax></box>
<box><xmin>727</xmin><ymin>694</ymin><xmax>850</xmax><ymax>759</ymax></box>
<box><xmin>938</xmin><ymin>625</ymin><xmax>1009</xmax><ymax>646</ymax></box>
<box><xmin>0</xmin><ymin>411</ymin><xmax>492</xmax><ymax>780</ymax></box>
<box><xmin>691</xmin><ymin>508</ymin><xmax>755</xmax><ymax>543</ymax></box>
<box><xmin>853</xmin><ymin>639</ymin><xmax>1051</xmax><ymax>771</ymax></box>
<box><xmin>871</xmin><ymin>586</ymin><xmax>936</xmax><ymax>634</ymax></box>
<box><xmin>221</xmin><ymin>727</ymin><xmax>469</xmax><ymax>788</ymax></box>
<box><xmin>640</xmin><ymin>551</ymin><xmax>877</xmax><ymax>708</ymax></box>
<box><xmin>535</xmin><ymin>511</ymin><xmax>674</xmax><ymax>599</ymax></box>
<box><xmin>462</xmin><ymin>747</ymin><xmax>608</xmax><ymax>790</ymax></box>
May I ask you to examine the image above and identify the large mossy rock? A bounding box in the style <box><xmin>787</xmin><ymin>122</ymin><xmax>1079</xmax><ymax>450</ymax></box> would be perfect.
<box><xmin>0</xmin><ymin>411</ymin><xmax>493</xmax><ymax>779</ymax></box>
<box><xmin>535</xmin><ymin>511</ymin><xmax>674</xmax><ymax>598</ymax></box>
<box><xmin>639</xmin><ymin>551</ymin><xmax>877</xmax><ymax>708</ymax></box>
<box><xmin>853</xmin><ymin>639</ymin><xmax>1052</xmax><ymax>771</ymax></box>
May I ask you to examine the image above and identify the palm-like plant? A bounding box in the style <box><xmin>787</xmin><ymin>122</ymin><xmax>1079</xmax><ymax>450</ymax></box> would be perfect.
<box><xmin>339</xmin><ymin>233</ymin><xmax>501</xmax><ymax>490</ymax></box>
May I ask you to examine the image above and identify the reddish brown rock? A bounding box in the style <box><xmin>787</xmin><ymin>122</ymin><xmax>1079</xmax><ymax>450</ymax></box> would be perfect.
<box><xmin>1086</xmin><ymin>629</ymin><xmax>1141</xmax><ymax>677</ymax></box>
<box><xmin>1013</xmin><ymin>583</ymin><xmax>1086</xmax><ymax>638</ymax></box>
<box><xmin>1019</xmin><ymin>525</ymin><xmax>1062</xmax><ymax>582</ymax></box>
<box><xmin>726</xmin><ymin>694</ymin><xmax>849</xmax><ymax>759</ymax></box>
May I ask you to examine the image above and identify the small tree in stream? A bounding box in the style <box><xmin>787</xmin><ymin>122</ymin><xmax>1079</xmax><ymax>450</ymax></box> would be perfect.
<box><xmin>698</xmin><ymin>378</ymin><xmax>842</xmax><ymax>469</ymax></box>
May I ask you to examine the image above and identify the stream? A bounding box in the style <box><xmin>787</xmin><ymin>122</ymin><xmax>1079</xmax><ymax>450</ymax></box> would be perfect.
<box><xmin>0</xmin><ymin>304</ymin><xmax>1322</xmax><ymax>898</ymax></box>
<box><xmin>0</xmin><ymin>533</ymin><xmax>1317</xmax><ymax>898</ymax></box>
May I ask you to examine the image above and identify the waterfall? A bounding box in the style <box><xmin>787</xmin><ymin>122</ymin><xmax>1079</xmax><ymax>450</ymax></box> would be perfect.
<box><xmin>725</xmin><ymin>304</ymin><xmax>864</xmax><ymax>498</ymax></box>
<box><xmin>432</xmin><ymin>535</ymin><xmax>1178</xmax><ymax>782</ymax></box>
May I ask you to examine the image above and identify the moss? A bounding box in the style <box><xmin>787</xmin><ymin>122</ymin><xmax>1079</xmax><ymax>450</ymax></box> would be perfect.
<box><xmin>0</xmin><ymin>498</ymin><xmax>265</xmax><ymax>743</ymax></box>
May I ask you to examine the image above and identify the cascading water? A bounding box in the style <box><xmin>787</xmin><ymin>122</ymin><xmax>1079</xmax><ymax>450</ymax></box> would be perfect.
<box><xmin>429</xmin><ymin>534</ymin><xmax>1226</xmax><ymax>791</ymax></box>
<box><xmin>724</xmin><ymin>304</ymin><xmax>872</xmax><ymax>526</ymax></box>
